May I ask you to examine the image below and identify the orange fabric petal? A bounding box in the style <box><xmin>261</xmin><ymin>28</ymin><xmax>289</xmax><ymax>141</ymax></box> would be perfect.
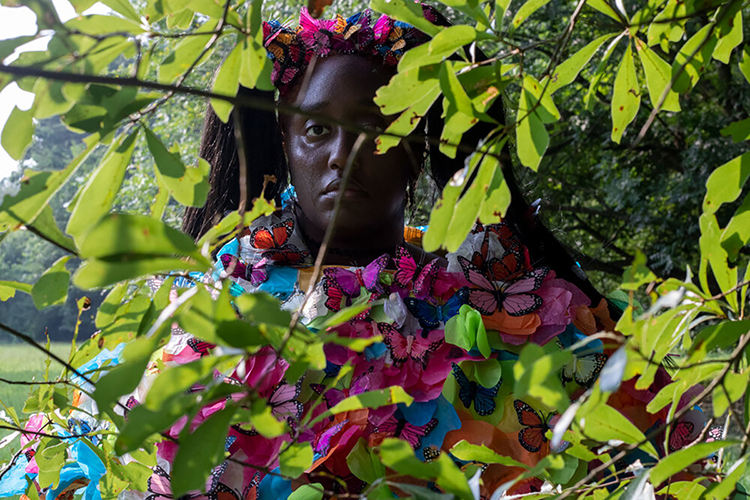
<box><xmin>484</xmin><ymin>310</ymin><xmax>541</xmax><ymax>337</ymax></box>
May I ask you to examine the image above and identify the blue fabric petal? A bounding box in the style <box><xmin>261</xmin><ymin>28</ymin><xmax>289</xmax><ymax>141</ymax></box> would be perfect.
<box><xmin>259</xmin><ymin>267</ymin><xmax>298</xmax><ymax>301</ymax></box>
<box><xmin>71</xmin><ymin>343</ymin><xmax>126</xmax><ymax>391</ymax></box>
<box><xmin>45</xmin><ymin>464</ymin><xmax>87</xmax><ymax>500</ymax></box>
<box><xmin>0</xmin><ymin>454</ymin><xmax>31</xmax><ymax>497</ymax></box>
<box><xmin>416</xmin><ymin>396</ymin><xmax>461</xmax><ymax>461</ymax></box>
<box><xmin>399</xmin><ymin>401</ymin><xmax>437</xmax><ymax>427</ymax></box>
<box><xmin>258</xmin><ymin>468</ymin><xmax>292</xmax><ymax>500</ymax></box>
<box><xmin>364</xmin><ymin>342</ymin><xmax>387</xmax><ymax>361</ymax></box>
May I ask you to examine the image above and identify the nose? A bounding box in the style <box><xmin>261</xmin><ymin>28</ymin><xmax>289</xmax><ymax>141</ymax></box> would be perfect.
<box><xmin>327</xmin><ymin>128</ymin><xmax>359</xmax><ymax>172</ymax></box>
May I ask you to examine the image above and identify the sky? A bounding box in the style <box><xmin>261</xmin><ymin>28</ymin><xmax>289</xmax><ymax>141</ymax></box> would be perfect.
<box><xmin>0</xmin><ymin>0</ymin><xmax>110</xmax><ymax>180</ymax></box>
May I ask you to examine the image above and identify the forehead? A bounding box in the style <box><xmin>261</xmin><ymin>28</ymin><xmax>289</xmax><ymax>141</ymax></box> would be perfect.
<box><xmin>287</xmin><ymin>55</ymin><xmax>392</xmax><ymax>113</ymax></box>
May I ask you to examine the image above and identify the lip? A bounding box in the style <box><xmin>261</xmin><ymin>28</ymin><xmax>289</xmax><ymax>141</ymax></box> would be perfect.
<box><xmin>322</xmin><ymin>178</ymin><xmax>368</xmax><ymax>197</ymax></box>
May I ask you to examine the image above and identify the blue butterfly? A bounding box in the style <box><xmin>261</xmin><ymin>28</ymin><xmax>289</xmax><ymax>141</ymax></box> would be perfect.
<box><xmin>404</xmin><ymin>289</ymin><xmax>467</xmax><ymax>332</ymax></box>
<box><xmin>451</xmin><ymin>363</ymin><xmax>501</xmax><ymax>416</ymax></box>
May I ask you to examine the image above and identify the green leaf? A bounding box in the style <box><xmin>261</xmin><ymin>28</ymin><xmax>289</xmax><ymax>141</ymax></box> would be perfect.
<box><xmin>245</xmin><ymin>399</ymin><xmax>288</xmax><ymax>438</ymax></box>
<box><xmin>35</xmin><ymin>439</ymin><xmax>67</xmax><ymax>489</ymax></box>
<box><xmin>1</xmin><ymin>105</ymin><xmax>34</xmax><ymax>161</ymax></box>
<box><xmin>634</xmin><ymin>38</ymin><xmax>680</xmax><ymax>113</ymax></box>
<box><xmin>78</xmin><ymin>213</ymin><xmax>201</xmax><ymax>260</ymax></box>
<box><xmin>0</xmin><ymin>280</ymin><xmax>32</xmax><ymax>301</ymax></box>
<box><xmin>370</xmin><ymin>0</ymin><xmax>441</xmax><ymax>37</ymax></box>
<box><xmin>65</xmin><ymin>14</ymin><xmax>144</xmax><ymax>35</ymax></box>
<box><xmin>650</xmin><ymin>440</ymin><xmax>733</xmax><ymax>485</ymax></box>
<box><xmin>211</xmin><ymin>42</ymin><xmax>243</xmax><ymax>123</ymax></box>
<box><xmin>145</xmin><ymin>357</ymin><xmax>222</xmax><ymax>411</ymax></box>
<box><xmin>172</xmin><ymin>406</ymin><xmax>236</xmax><ymax>497</ymax></box>
<box><xmin>279</xmin><ymin>441</ymin><xmax>314</xmax><ymax>478</ymax></box>
<box><xmin>704</xmin><ymin>151</ymin><xmax>750</xmax><ymax>215</ymax></box>
<box><xmin>516</xmin><ymin>76</ymin><xmax>551</xmax><ymax>170</ymax></box>
<box><xmin>31</xmin><ymin>255</ymin><xmax>71</xmax><ymax>309</ymax></box>
<box><xmin>721</xmin><ymin>117</ymin><xmax>750</xmax><ymax>143</ymax></box>
<box><xmin>672</xmin><ymin>25</ymin><xmax>717</xmax><ymax>93</ymax></box>
<box><xmin>74</xmin><ymin>256</ymin><xmax>206</xmax><ymax>290</ymax></box>
<box><xmin>740</xmin><ymin>44</ymin><xmax>750</xmax><ymax>85</ymax></box>
<box><xmin>378</xmin><ymin>438</ymin><xmax>474</xmax><ymax>500</ymax></box>
<box><xmin>158</xmin><ymin>29</ymin><xmax>216</xmax><ymax>84</ymax></box>
<box><xmin>583</xmin><ymin>404</ymin><xmax>659</xmax><ymax>458</ymax></box>
<box><xmin>66</xmin><ymin>129</ymin><xmax>139</xmax><ymax>241</ymax></box>
<box><xmin>703</xmin><ymin>456</ymin><xmax>747</xmax><ymax>499</ymax></box>
<box><xmin>324</xmin><ymin>386</ymin><xmax>413</xmax><ymax>418</ymax></box>
<box><xmin>93</xmin><ymin>327</ymin><xmax>168</xmax><ymax>409</ymax></box>
<box><xmin>422</xmin><ymin>179</ymin><xmax>462</xmax><ymax>252</ymax></box>
<box><xmin>713</xmin><ymin>5</ymin><xmax>743</xmax><ymax>64</ymax></box>
<box><xmin>428</xmin><ymin>25</ymin><xmax>476</xmax><ymax>59</ymax></box>
<box><xmin>513</xmin><ymin>343</ymin><xmax>570</xmax><ymax>412</ymax></box>
<box><xmin>546</xmin><ymin>34</ymin><xmax>615</xmax><ymax>95</ymax></box>
<box><xmin>586</xmin><ymin>0</ymin><xmax>624</xmax><ymax>22</ymax></box>
<box><xmin>95</xmin><ymin>283</ymin><xmax>129</xmax><ymax>328</ymax></box>
<box><xmin>145</xmin><ymin>127</ymin><xmax>209</xmax><ymax>207</ymax></box>
<box><xmin>449</xmin><ymin>441</ymin><xmax>528</xmax><ymax>468</ymax></box>
<box><xmin>346</xmin><ymin>438</ymin><xmax>385</xmax><ymax>483</ymax></box>
<box><xmin>288</xmin><ymin>484</ymin><xmax>324</xmax><ymax>500</ymax></box>
<box><xmin>621</xmin><ymin>250</ymin><xmax>657</xmax><ymax>290</ymax></box>
<box><xmin>584</xmin><ymin>34</ymin><xmax>624</xmax><ymax>109</ymax></box>
<box><xmin>512</xmin><ymin>0</ymin><xmax>551</xmax><ymax>29</ymax></box>
<box><xmin>26</xmin><ymin>205</ymin><xmax>76</xmax><ymax>254</ymax></box>
<box><xmin>611</xmin><ymin>43</ymin><xmax>640</xmax><ymax>144</ymax></box>
<box><xmin>240</xmin><ymin>34</ymin><xmax>274</xmax><ymax>91</ymax></box>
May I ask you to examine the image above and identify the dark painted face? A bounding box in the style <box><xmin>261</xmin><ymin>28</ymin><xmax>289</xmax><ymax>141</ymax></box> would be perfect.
<box><xmin>281</xmin><ymin>55</ymin><xmax>418</xmax><ymax>245</ymax></box>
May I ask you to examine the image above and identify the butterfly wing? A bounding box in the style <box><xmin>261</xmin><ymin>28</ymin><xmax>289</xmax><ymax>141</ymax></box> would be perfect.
<box><xmin>501</xmin><ymin>292</ymin><xmax>542</xmax><ymax>316</ymax></box>
<box><xmin>324</xmin><ymin>268</ymin><xmax>361</xmax><ymax>296</ymax></box>
<box><xmin>451</xmin><ymin>363</ymin><xmax>475</xmax><ymax>410</ymax></box>
<box><xmin>573</xmin><ymin>353</ymin><xmax>608</xmax><ymax>387</ymax></box>
<box><xmin>413</xmin><ymin>259</ymin><xmax>440</xmax><ymax>298</ymax></box>
<box><xmin>363</xmin><ymin>254</ymin><xmax>389</xmax><ymax>294</ymax></box>
<box><xmin>408</xmin><ymin>334</ymin><xmax>443</xmax><ymax>368</ymax></box>
<box><xmin>381</xmin><ymin>323</ymin><xmax>411</xmax><ymax>364</ymax></box>
<box><xmin>399</xmin><ymin>418</ymin><xmax>438</xmax><ymax>449</ymax></box>
<box><xmin>393</xmin><ymin>245</ymin><xmax>417</xmax><ymax>288</ymax></box>
<box><xmin>403</xmin><ymin>297</ymin><xmax>440</xmax><ymax>330</ymax></box>
<box><xmin>242</xmin><ymin>472</ymin><xmax>260</xmax><ymax>500</ymax></box>
<box><xmin>473</xmin><ymin>380</ymin><xmax>501</xmax><ymax>416</ymax></box>
<box><xmin>514</xmin><ymin>400</ymin><xmax>546</xmax><ymax>453</ymax></box>
<box><xmin>269</xmin><ymin>380</ymin><xmax>303</xmax><ymax>421</ymax></box>
<box><xmin>323</xmin><ymin>280</ymin><xmax>354</xmax><ymax>312</ymax></box>
<box><xmin>669</xmin><ymin>421</ymin><xmax>695</xmax><ymax>452</ymax></box>
<box><xmin>466</xmin><ymin>289</ymin><xmax>499</xmax><ymax>316</ymax></box>
<box><xmin>220</xmin><ymin>254</ymin><xmax>247</xmax><ymax>279</ymax></box>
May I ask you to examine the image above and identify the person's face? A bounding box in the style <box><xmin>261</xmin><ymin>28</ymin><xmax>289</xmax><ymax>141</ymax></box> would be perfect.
<box><xmin>280</xmin><ymin>55</ymin><xmax>417</xmax><ymax>242</ymax></box>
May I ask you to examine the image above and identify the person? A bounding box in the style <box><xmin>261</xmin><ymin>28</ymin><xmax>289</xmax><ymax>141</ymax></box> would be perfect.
<box><xmin>0</xmin><ymin>5</ymin><xmax>711</xmax><ymax>500</ymax></box>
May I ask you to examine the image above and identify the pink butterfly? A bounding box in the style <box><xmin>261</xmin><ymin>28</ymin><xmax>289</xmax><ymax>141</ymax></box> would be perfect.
<box><xmin>322</xmin><ymin>254</ymin><xmax>389</xmax><ymax>311</ymax></box>
<box><xmin>457</xmin><ymin>255</ymin><xmax>547</xmax><ymax>317</ymax></box>
<box><xmin>668</xmin><ymin>421</ymin><xmax>695</xmax><ymax>452</ymax></box>
<box><xmin>219</xmin><ymin>255</ymin><xmax>269</xmax><ymax>287</ymax></box>
<box><xmin>187</xmin><ymin>337</ymin><xmax>213</xmax><ymax>356</ymax></box>
<box><xmin>375</xmin><ymin>414</ymin><xmax>438</xmax><ymax>450</ymax></box>
<box><xmin>310</xmin><ymin>366</ymin><xmax>373</xmax><ymax>409</ymax></box>
<box><xmin>379</xmin><ymin>323</ymin><xmax>443</xmax><ymax>369</ymax></box>
<box><xmin>393</xmin><ymin>245</ymin><xmax>440</xmax><ymax>299</ymax></box>
<box><xmin>314</xmin><ymin>419</ymin><xmax>348</xmax><ymax>457</ymax></box>
<box><xmin>268</xmin><ymin>379</ymin><xmax>303</xmax><ymax>424</ymax></box>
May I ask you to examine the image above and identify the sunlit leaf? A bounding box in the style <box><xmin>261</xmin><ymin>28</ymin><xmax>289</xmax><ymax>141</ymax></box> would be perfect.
<box><xmin>31</xmin><ymin>255</ymin><xmax>71</xmax><ymax>309</ymax></box>
<box><xmin>611</xmin><ymin>43</ymin><xmax>640</xmax><ymax>144</ymax></box>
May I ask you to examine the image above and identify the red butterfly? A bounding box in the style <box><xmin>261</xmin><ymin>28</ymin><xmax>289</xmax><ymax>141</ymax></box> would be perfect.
<box><xmin>668</xmin><ymin>421</ymin><xmax>695</xmax><ymax>452</ymax></box>
<box><xmin>393</xmin><ymin>245</ymin><xmax>439</xmax><ymax>298</ymax></box>
<box><xmin>188</xmin><ymin>337</ymin><xmax>213</xmax><ymax>356</ymax></box>
<box><xmin>249</xmin><ymin>219</ymin><xmax>309</xmax><ymax>265</ymax></box>
<box><xmin>514</xmin><ymin>400</ymin><xmax>562</xmax><ymax>453</ymax></box>
<box><xmin>375</xmin><ymin>414</ymin><xmax>438</xmax><ymax>450</ymax></box>
<box><xmin>379</xmin><ymin>322</ymin><xmax>442</xmax><ymax>368</ymax></box>
<box><xmin>458</xmin><ymin>256</ymin><xmax>547</xmax><ymax>317</ymax></box>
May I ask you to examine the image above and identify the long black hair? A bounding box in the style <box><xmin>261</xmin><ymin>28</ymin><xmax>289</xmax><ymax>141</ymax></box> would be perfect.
<box><xmin>182</xmin><ymin>28</ymin><xmax>604</xmax><ymax>305</ymax></box>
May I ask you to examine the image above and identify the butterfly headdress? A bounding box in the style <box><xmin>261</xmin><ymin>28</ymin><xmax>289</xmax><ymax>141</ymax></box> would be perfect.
<box><xmin>263</xmin><ymin>5</ymin><xmax>443</xmax><ymax>94</ymax></box>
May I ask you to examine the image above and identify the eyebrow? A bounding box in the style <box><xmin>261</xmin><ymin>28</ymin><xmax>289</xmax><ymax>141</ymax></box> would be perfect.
<box><xmin>298</xmin><ymin>99</ymin><xmax>381</xmax><ymax>116</ymax></box>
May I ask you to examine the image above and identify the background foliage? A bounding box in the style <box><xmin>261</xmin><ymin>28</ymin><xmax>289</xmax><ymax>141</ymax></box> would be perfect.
<box><xmin>0</xmin><ymin>0</ymin><xmax>749</xmax><ymax>497</ymax></box>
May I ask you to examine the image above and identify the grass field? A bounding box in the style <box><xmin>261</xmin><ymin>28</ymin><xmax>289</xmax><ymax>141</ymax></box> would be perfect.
<box><xmin>0</xmin><ymin>342</ymin><xmax>71</xmax><ymax>462</ymax></box>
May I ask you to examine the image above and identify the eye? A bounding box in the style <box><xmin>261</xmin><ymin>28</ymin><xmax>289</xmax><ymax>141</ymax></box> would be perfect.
<box><xmin>306</xmin><ymin>124</ymin><xmax>330</xmax><ymax>138</ymax></box>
